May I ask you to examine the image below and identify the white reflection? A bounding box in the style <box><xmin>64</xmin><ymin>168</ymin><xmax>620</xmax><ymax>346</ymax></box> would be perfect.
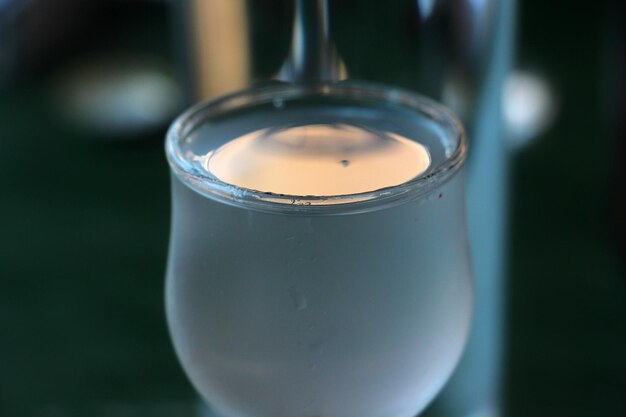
<box><xmin>417</xmin><ymin>0</ymin><xmax>437</xmax><ymax>19</ymax></box>
<box><xmin>56</xmin><ymin>57</ymin><xmax>183</xmax><ymax>137</ymax></box>
<box><xmin>503</xmin><ymin>71</ymin><xmax>556</xmax><ymax>148</ymax></box>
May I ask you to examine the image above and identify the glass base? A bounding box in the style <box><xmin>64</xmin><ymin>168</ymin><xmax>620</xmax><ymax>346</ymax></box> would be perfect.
<box><xmin>196</xmin><ymin>401</ymin><xmax>500</xmax><ymax>417</ymax></box>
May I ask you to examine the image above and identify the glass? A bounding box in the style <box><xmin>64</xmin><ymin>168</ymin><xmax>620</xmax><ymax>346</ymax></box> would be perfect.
<box><xmin>165</xmin><ymin>81</ymin><xmax>472</xmax><ymax>417</ymax></box>
<box><xmin>176</xmin><ymin>2</ymin><xmax>515</xmax><ymax>415</ymax></box>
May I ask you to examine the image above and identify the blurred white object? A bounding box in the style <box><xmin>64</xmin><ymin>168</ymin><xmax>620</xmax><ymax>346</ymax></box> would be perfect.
<box><xmin>56</xmin><ymin>56</ymin><xmax>183</xmax><ymax>138</ymax></box>
<box><xmin>503</xmin><ymin>70</ymin><xmax>556</xmax><ymax>148</ymax></box>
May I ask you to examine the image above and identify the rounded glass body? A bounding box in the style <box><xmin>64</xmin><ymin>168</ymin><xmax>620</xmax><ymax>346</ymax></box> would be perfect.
<box><xmin>165</xmin><ymin>82</ymin><xmax>472</xmax><ymax>417</ymax></box>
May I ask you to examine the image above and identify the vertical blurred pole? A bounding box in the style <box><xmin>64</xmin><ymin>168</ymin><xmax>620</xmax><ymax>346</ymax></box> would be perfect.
<box><xmin>186</xmin><ymin>0</ymin><xmax>251</xmax><ymax>101</ymax></box>
<box><xmin>178</xmin><ymin>0</ymin><xmax>296</xmax><ymax>103</ymax></box>
<box><xmin>426</xmin><ymin>0</ymin><xmax>516</xmax><ymax>416</ymax></box>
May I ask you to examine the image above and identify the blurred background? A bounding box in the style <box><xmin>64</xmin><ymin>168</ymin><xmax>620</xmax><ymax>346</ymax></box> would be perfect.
<box><xmin>0</xmin><ymin>0</ymin><xmax>624</xmax><ymax>416</ymax></box>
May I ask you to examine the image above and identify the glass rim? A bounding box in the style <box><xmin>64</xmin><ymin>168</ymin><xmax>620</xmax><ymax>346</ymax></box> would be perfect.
<box><xmin>165</xmin><ymin>80</ymin><xmax>467</xmax><ymax>215</ymax></box>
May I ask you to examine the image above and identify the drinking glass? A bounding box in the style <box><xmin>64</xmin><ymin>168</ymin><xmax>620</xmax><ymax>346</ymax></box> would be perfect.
<box><xmin>165</xmin><ymin>81</ymin><xmax>471</xmax><ymax>417</ymax></box>
<box><xmin>176</xmin><ymin>2</ymin><xmax>515</xmax><ymax>414</ymax></box>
